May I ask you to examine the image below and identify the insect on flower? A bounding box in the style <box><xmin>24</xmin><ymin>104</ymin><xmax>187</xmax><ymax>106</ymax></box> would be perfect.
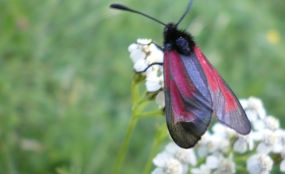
<box><xmin>110</xmin><ymin>0</ymin><xmax>251</xmax><ymax>148</ymax></box>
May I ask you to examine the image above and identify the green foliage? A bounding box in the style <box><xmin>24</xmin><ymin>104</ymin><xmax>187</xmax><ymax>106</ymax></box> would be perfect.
<box><xmin>0</xmin><ymin>0</ymin><xmax>284</xmax><ymax>173</ymax></box>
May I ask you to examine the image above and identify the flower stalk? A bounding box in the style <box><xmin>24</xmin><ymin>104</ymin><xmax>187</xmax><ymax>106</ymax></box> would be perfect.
<box><xmin>112</xmin><ymin>74</ymin><xmax>164</xmax><ymax>174</ymax></box>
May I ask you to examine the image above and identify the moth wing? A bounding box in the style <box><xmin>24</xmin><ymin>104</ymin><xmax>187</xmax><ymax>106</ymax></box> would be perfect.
<box><xmin>193</xmin><ymin>47</ymin><xmax>251</xmax><ymax>135</ymax></box>
<box><xmin>164</xmin><ymin>51</ymin><xmax>213</xmax><ymax>148</ymax></box>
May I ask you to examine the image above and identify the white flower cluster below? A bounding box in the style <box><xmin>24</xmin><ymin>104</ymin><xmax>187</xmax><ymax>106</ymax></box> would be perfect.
<box><xmin>151</xmin><ymin>97</ymin><xmax>284</xmax><ymax>174</ymax></box>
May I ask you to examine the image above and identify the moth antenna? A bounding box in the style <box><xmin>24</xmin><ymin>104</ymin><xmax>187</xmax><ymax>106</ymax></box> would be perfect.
<box><xmin>175</xmin><ymin>0</ymin><xmax>194</xmax><ymax>27</ymax></box>
<box><xmin>110</xmin><ymin>4</ymin><xmax>167</xmax><ymax>26</ymax></box>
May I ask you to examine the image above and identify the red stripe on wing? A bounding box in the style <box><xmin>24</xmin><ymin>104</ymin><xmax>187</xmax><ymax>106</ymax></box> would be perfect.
<box><xmin>193</xmin><ymin>47</ymin><xmax>219</xmax><ymax>92</ymax></box>
<box><xmin>168</xmin><ymin>51</ymin><xmax>196</xmax><ymax>99</ymax></box>
<box><xmin>193</xmin><ymin>46</ymin><xmax>238</xmax><ymax>112</ymax></box>
<box><xmin>213</xmin><ymin>69</ymin><xmax>237</xmax><ymax>112</ymax></box>
<box><xmin>170</xmin><ymin>77</ymin><xmax>195</xmax><ymax>122</ymax></box>
<box><xmin>164</xmin><ymin>51</ymin><xmax>196</xmax><ymax>122</ymax></box>
<box><xmin>193</xmin><ymin>46</ymin><xmax>251</xmax><ymax>134</ymax></box>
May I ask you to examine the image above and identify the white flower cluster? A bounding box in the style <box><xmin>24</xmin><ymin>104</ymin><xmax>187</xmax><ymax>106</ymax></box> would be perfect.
<box><xmin>152</xmin><ymin>142</ymin><xmax>197</xmax><ymax>174</ymax></box>
<box><xmin>128</xmin><ymin>39</ymin><xmax>165</xmax><ymax>108</ymax></box>
<box><xmin>128</xmin><ymin>39</ymin><xmax>284</xmax><ymax>174</ymax></box>
<box><xmin>150</xmin><ymin>97</ymin><xmax>285</xmax><ymax>174</ymax></box>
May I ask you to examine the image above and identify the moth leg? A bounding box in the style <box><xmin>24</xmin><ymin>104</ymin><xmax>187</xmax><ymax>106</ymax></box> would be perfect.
<box><xmin>135</xmin><ymin>62</ymin><xmax>163</xmax><ymax>73</ymax></box>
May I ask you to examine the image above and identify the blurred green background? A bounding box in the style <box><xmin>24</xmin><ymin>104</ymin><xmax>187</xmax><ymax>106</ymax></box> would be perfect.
<box><xmin>1</xmin><ymin>0</ymin><xmax>284</xmax><ymax>173</ymax></box>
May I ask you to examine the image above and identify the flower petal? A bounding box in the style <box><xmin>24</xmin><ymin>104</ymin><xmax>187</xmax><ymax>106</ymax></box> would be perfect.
<box><xmin>130</xmin><ymin>49</ymin><xmax>145</xmax><ymax>63</ymax></box>
<box><xmin>280</xmin><ymin>160</ymin><xmax>285</xmax><ymax>172</ymax></box>
<box><xmin>134</xmin><ymin>59</ymin><xmax>148</xmax><ymax>72</ymax></box>
<box><xmin>153</xmin><ymin>152</ymin><xmax>172</xmax><ymax>167</ymax></box>
<box><xmin>206</xmin><ymin>155</ymin><xmax>219</xmax><ymax>169</ymax></box>
<box><xmin>233</xmin><ymin>138</ymin><xmax>247</xmax><ymax>153</ymax></box>
<box><xmin>146</xmin><ymin>77</ymin><xmax>163</xmax><ymax>92</ymax></box>
<box><xmin>128</xmin><ymin>43</ymin><xmax>138</xmax><ymax>52</ymax></box>
<box><xmin>155</xmin><ymin>91</ymin><xmax>165</xmax><ymax>108</ymax></box>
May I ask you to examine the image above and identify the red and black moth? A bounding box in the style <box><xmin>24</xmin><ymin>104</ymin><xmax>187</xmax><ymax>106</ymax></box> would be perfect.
<box><xmin>110</xmin><ymin>0</ymin><xmax>251</xmax><ymax>148</ymax></box>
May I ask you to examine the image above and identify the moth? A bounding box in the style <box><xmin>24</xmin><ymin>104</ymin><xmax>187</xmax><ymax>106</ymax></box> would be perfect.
<box><xmin>110</xmin><ymin>0</ymin><xmax>251</xmax><ymax>148</ymax></box>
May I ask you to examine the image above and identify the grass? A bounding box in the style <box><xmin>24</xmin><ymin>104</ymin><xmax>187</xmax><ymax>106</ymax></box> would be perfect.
<box><xmin>0</xmin><ymin>0</ymin><xmax>284</xmax><ymax>173</ymax></box>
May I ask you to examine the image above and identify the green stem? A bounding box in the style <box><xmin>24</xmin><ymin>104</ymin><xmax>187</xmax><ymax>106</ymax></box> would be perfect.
<box><xmin>236</xmin><ymin>166</ymin><xmax>248</xmax><ymax>173</ymax></box>
<box><xmin>234</xmin><ymin>151</ymin><xmax>256</xmax><ymax>162</ymax></box>
<box><xmin>136</xmin><ymin>109</ymin><xmax>163</xmax><ymax>118</ymax></box>
<box><xmin>111</xmin><ymin>117</ymin><xmax>138</xmax><ymax>174</ymax></box>
<box><xmin>131</xmin><ymin>81</ymin><xmax>139</xmax><ymax>102</ymax></box>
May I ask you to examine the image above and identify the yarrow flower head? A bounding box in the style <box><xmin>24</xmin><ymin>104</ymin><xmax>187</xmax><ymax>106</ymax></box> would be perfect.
<box><xmin>128</xmin><ymin>39</ymin><xmax>163</xmax><ymax>78</ymax></box>
<box><xmin>128</xmin><ymin>38</ymin><xmax>164</xmax><ymax>106</ymax></box>
<box><xmin>247</xmin><ymin>154</ymin><xmax>273</xmax><ymax>174</ymax></box>
<box><xmin>152</xmin><ymin>152</ymin><xmax>183</xmax><ymax>174</ymax></box>
<box><xmin>240</xmin><ymin>97</ymin><xmax>266</xmax><ymax>121</ymax></box>
<box><xmin>263</xmin><ymin>116</ymin><xmax>280</xmax><ymax>131</ymax></box>
<box><xmin>206</xmin><ymin>154</ymin><xmax>236</xmax><ymax>174</ymax></box>
<box><xmin>233</xmin><ymin>133</ymin><xmax>254</xmax><ymax>153</ymax></box>
<box><xmin>165</xmin><ymin>142</ymin><xmax>197</xmax><ymax>173</ymax></box>
<box><xmin>191</xmin><ymin>164</ymin><xmax>211</xmax><ymax>174</ymax></box>
<box><xmin>255</xmin><ymin>129</ymin><xmax>281</xmax><ymax>154</ymax></box>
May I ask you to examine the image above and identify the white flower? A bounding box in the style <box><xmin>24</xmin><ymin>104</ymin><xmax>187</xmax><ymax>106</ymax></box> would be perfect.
<box><xmin>165</xmin><ymin>142</ymin><xmax>197</xmax><ymax>173</ymax></box>
<box><xmin>191</xmin><ymin>164</ymin><xmax>211</xmax><ymax>174</ymax></box>
<box><xmin>128</xmin><ymin>38</ymin><xmax>164</xmax><ymax>109</ymax></box>
<box><xmin>128</xmin><ymin>38</ymin><xmax>163</xmax><ymax>75</ymax></box>
<box><xmin>152</xmin><ymin>152</ymin><xmax>183</xmax><ymax>174</ymax></box>
<box><xmin>252</xmin><ymin>118</ymin><xmax>265</xmax><ymax>132</ymax></box>
<box><xmin>240</xmin><ymin>97</ymin><xmax>266</xmax><ymax>123</ymax></box>
<box><xmin>137</xmin><ymin>38</ymin><xmax>153</xmax><ymax>45</ymax></box>
<box><xmin>128</xmin><ymin>43</ymin><xmax>146</xmax><ymax>63</ymax></box>
<box><xmin>155</xmin><ymin>91</ymin><xmax>165</xmax><ymax>108</ymax></box>
<box><xmin>241</xmin><ymin>97</ymin><xmax>258</xmax><ymax>122</ymax></box>
<box><xmin>206</xmin><ymin>155</ymin><xmax>219</xmax><ymax>169</ymax></box>
<box><xmin>199</xmin><ymin>132</ymin><xmax>229</xmax><ymax>155</ymax></box>
<box><xmin>281</xmin><ymin>160</ymin><xmax>285</xmax><ymax>173</ymax></box>
<box><xmin>277</xmin><ymin>129</ymin><xmax>285</xmax><ymax>146</ymax></box>
<box><xmin>212</xmin><ymin>123</ymin><xmax>235</xmax><ymax>139</ymax></box>
<box><xmin>206</xmin><ymin>154</ymin><xmax>236</xmax><ymax>174</ymax></box>
<box><xmin>263</xmin><ymin>116</ymin><xmax>279</xmax><ymax>131</ymax></box>
<box><xmin>233</xmin><ymin>133</ymin><xmax>254</xmax><ymax>153</ymax></box>
<box><xmin>134</xmin><ymin>59</ymin><xmax>148</xmax><ymax>72</ymax></box>
<box><xmin>256</xmin><ymin>129</ymin><xmax>281</xmax><ymax>154</ymax></box>
<box><xmin>246</xmin><ymin>97</ymin><xmax>266</xmax><ymax>119</ymax></box>
<box><xmin>146</xmin><ymin>75</ymin><xmax>164</xmax><ymax>92</ymax></box>
<box><xmin>147</xmin><ymin>43</ymin><xmax>164</xmax><ymax>63</ymax></box>
<box><xmin>246</xmin><ymin>109</ymin><xmax>259</xmax><ymax>122</ymax></box>
<box><xmin>253</xmin><ymin>115</ymin><xmax>280</xmax><ymax>132</ymax></box>
<box><xmin>195</xmin><ymin>131</ymin><xmax>211</xmax><ymax>158</ymax></box>
<box><xmin>247</xmin><ymin>154</ymin><xmax>273</xmax><ymax>174</ymax></box>
<box><xmin>205</xmin><ymin>123</ymin><xmax>232</xmax><ymax>154</ymax></box>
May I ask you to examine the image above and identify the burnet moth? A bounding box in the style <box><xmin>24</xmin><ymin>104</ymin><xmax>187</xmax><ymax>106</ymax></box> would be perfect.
<box><xmin>110</xmin><ymin>0</ymin><xmax>251</xmax><ymax>148</ymax></box>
